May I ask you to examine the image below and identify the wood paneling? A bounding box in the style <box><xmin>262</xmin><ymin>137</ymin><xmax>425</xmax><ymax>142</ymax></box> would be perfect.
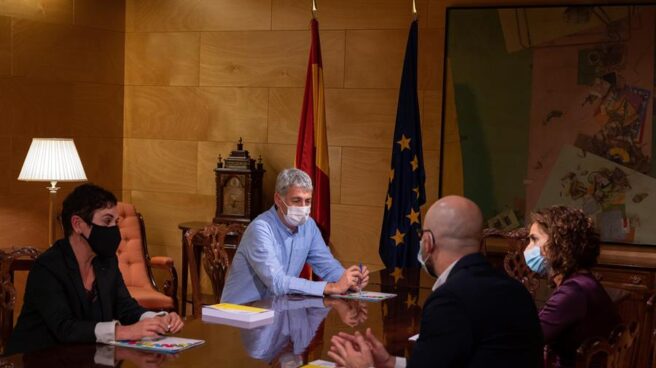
<box><xmin>123</xmin><ymin>139</ymin><xmax>198</xmax><ymax>193</ymax></box>
<box><xmin>200</xmin><ymin>30</ymin><xmax>345</xmax><ymax>88</ymax></box>
<box><xmin>0</xmin><ymin>17</ymin><xmax>10</xmax><ymax>76</ymax></box>
<box><xmin>203</xmin><ymin>87</ymin><xmax>269</xmax><ymax>143</ymax></box>
<box><xmin>422</xmin><ymin>90</ymin><xmax>442</xmax><ymax>150</ymax></box>
<box><xmin>125</xmin><ymin>32</ymin><xmax>200</xmax><ymax>86</ymax></box>
<box><xmin>267</xmin><ymin>87</ymin><xmax>303</xmax><ymax>144</ymax></box>
<box><xmin>325</xmin><ymin>89</ymin><xmax>397</xmax><ymax>148</ymax></box>
<box><xmin>125</xmin><ymin>86</ymin><xmax>268</xmax><ymax>142</ymax></box>
<box><xmin>272</xmin><ymin>0</ymin><xmax>430</xmax><ymax>31</ymax></box>
<box><xmin>126</xmin><ymin>0</ymin><xmax>271</xmax><ymax>32</ymax></box>
<box><xmin>341</xmin><ymin>147</ymin><xmax>390</xmax><ymax>207</ymax></box>
<box><xmin>74</xmin><ymin>0</ymin><xmax>125</xmax><ymax>31</ymax></box>
<box><xmin>331</xmin><ymin>204</ymin><xmax>384</xmax><ymax>266</ymax></box>
<box><xmin>0</xmin><ymin>0</ymin><xmax>74</xmax><ymax>25</ymax></box>
<box><xmin>12</xmin><ymin>19</ymin><xmax>124</xmax><ymax>83</ymax></box>
<box><xmin>75</xmin><ymin>137</ymin><xmax>123</xmax><ymax>191</ymax></box>
<box><xmin>345</xmin><ymin>30</ymin><xmax>406</xmax><ymax>89</ymax></box>
<box><xmin>125</xmin><ymin>86</ymin><xmax>209</xmax><ymax>140</ymax></box>
<box><xmin>130</xmin><ymin>190</ymin><xmax>214</xmax><ymax>247</ymax></box>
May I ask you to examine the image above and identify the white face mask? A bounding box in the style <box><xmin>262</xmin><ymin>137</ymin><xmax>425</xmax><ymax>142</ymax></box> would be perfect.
<box><xmin>282</xmin><ymin>200</ymin><xmax>311</xmax><ymax>227</ymax></box>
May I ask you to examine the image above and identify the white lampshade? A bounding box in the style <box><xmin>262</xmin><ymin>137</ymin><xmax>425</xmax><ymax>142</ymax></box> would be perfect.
<box><xmin>18</xmin><ymin>138</ymin><xmax>87</xmax><ymax>182</ymax></box>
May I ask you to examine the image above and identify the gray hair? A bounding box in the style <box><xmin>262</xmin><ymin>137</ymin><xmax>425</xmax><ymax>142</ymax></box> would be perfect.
<box><xmin>275</xmin><ymin>168</ymin><xmax>313</xmax><ymax>196</ymax></box>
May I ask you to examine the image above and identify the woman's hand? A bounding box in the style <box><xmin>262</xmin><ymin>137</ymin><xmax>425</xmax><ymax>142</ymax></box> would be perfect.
<box><xmin>161</xmin><ymin>312</ymin><xmax>184</xmax><ymax>334</ymax></box>
<box><xmin>115</xmin><ymin>318</ymin><xmax>169</xmax><ymax>340</ymax></box>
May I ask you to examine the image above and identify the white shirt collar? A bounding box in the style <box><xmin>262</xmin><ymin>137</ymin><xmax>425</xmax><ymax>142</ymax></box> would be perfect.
<box><xmin>432</xmin><ymin>258</ymin><xmax>460</xmax><ymax>291</ymax></box>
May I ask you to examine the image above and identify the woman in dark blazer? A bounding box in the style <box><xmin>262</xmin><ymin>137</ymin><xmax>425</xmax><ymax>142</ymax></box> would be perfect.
<box><xmin>6</xmin><ymin>184</ymin><xmax>184</xmax><ymax>355</ymax></box>
<box><xmin>524</xmin><ymin>206</ymin><xmax>620</xmax><ymax>368</ymax></box>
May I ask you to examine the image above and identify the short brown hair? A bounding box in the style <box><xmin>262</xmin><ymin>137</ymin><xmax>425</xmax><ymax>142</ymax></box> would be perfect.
<box><xmin>530</xmin><ymin>206</ymin><xmax>600</xmax><ymax>278</ymax></box>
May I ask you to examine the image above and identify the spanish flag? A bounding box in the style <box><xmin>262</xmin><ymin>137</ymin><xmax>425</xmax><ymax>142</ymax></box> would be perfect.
<box><xmin>296</xmin><ymin>18</ymin><xmax>330</xmax><ymax>278</ymax></box>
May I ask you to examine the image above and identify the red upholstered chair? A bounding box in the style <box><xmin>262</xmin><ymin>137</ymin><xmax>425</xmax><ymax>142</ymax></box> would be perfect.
<box><xmin>116</xmin><ymin>202</ymin><xmax>178</xmax><ymax>313</ymax></box>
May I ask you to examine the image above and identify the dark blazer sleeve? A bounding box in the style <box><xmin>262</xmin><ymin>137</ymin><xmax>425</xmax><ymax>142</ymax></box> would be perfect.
<box><xmin>25</xmin><ymin>262</ymin><xmax>96</xmax><ymax>343</ymax></box>
<box><xmin>408</xmin><ymin>290</ymin><xmax>472</xmax><ymax>368</ymax></box>
<box><xmin>111</xmin><ymin>258</ymin><xmax>147</xmax><ymax>325</ymax></box>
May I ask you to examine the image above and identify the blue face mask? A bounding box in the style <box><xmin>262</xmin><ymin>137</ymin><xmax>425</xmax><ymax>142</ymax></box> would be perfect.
<box><xmin>523</xmin><ymin>246</ymin><xmax>547</xmax><ymax>275</ymax></box>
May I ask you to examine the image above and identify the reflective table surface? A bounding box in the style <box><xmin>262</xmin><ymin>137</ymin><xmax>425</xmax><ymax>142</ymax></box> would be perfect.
<box><xmin>1</xmin><ymin>277</ymin><xmax>432</xmax><ymax>368</ymax></box>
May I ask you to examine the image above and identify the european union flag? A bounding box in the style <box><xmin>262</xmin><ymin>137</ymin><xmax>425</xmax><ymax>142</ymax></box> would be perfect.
<box><xmin>378</xmin><ymin>20</ymin><xmax>426</xmax><ymax>270</ymax></box>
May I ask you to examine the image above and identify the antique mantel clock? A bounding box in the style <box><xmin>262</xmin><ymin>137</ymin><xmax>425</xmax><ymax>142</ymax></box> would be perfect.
<box><xmin>214</xmin><ymin>138</ymin><xmax>265</xmax><ymax>225</ymax></box>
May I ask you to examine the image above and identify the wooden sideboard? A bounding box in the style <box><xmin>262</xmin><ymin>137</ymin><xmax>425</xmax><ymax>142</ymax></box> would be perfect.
<box><xmin>484</xmin><ymin>239</ymin><xmax>656</xmax><ymax>368</ymax></box>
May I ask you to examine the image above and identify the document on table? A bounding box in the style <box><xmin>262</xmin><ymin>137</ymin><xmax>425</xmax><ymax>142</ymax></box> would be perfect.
<box><xmin>331</xmin><ymin>291</ymin><xmax>396</xmax><ymax>302</ymax></box>
<box><xmin>109</xmin><ymin>336</ymin><xmax>204</xmax><ymax>354</ymax></box>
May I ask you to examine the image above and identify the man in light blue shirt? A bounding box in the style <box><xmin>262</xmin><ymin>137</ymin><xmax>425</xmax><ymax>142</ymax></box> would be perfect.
<box><xmin>221</xmin><ymin>168</ymin><xmax>369</xmax><ymax>304</ymax></box>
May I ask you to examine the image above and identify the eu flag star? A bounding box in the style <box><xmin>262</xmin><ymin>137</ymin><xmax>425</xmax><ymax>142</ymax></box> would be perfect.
<box><xmin>410</xmin><ymin>155</ymin><xmax>419</xmax><ymax>171</ymax></box>
<box><xmin>386</xmin><ymin>195</ymin><xmax>393</xmax><ymax>210</ymax></box>
<box><xmin>406</xmin><ymin>208</ymin><xmax>420</xmax><ymax>225</ymax></box>
<box><xmin>389</xmin><ymin>168</ymin><xmax>395</xmax><ymax>183</ymax></box>
<box><xmin>397</xmin><ymin>134</ymin><xmax>411</xmax><ymax>151</ymax></box>
<box><xmin>391</xmin><ymin>267</ymin><xmax>404</xmax><ymax>284</ymax></box>
<box><xmin>413</xmin><ymin>186</ymin><xmax>420</xmax><ymax>199</ymax></box>
<box><xmin>390</xmin><ymin>229</ymin><xmax>405</xmax><ymax>246</ymax></box>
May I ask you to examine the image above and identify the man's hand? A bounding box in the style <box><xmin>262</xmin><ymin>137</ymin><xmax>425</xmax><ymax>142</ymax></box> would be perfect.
<box><xmin>324</xmin><ymin>265</ymin><xmax>362</xmax><ymax>295</ymax></box>
<box><xmin>353</xmin><ymin>265</ymin><xmax>370</xmax><ymax>292</ymax></box>
<box><xmin>332</xmin><ymin>329</ymin><xmax>395</xmax><ymax>368</ymax></box>
<box><xmin>328</xmin><ymin>331</ymin><xmax>374</xmax><ymax>368</ymax></box>
<box><xmin>325</xmin><ymin>299</ymin><xmax>368</xmax><ymax>327</ymax></box>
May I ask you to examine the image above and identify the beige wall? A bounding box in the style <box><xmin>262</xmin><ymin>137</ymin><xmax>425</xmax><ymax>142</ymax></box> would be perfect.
<box><xmin>123</xmin><ymin>0</ymin><xmax>444</xmax><ymax>271</ymax></box>
<box><xmin>0</xmin><ymin>0</ymin><xmax>125</xmax><ymax>249</ymax></box>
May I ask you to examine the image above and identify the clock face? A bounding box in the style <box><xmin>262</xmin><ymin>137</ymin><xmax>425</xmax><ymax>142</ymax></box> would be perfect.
<box><xmin>222</xmin><ymin>176</ymin><xmax>246</xmax><ymax>216</ymax></box>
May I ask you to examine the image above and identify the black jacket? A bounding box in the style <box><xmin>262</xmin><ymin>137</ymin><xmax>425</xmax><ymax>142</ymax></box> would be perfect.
<box><xmin>6</xmin><ymin>239</ymin><xmax>146</xmax><ymax>355</ymax></box>
<box><xmin>408</xmin><ymin>253</ymin><xmax>544</xmax><ymax>368</ymax></box>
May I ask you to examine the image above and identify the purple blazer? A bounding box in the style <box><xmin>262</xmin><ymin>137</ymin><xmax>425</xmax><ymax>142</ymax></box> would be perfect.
<box><xmin>539</xmin><ymin>272</ymin><xmax>620</xmax><ymax>368</ymax></box>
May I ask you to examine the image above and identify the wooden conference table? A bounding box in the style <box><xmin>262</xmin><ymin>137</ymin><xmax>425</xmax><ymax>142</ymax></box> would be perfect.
<box><xmin>1</xmin><ymin>273</ymin><xmax>433</xmax><ymax>368</ymax></box>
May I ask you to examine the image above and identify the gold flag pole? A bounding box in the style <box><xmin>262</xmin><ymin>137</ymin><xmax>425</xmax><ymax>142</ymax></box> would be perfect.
<box><xmin>412</xmin><ymin>0</ymin><xmax>418</xmax><ymax>21</ymax></box>
<box><xmin>312</xmin><ymin>0</ymin><xmax>318</xmax><ymax>19</ymax></box>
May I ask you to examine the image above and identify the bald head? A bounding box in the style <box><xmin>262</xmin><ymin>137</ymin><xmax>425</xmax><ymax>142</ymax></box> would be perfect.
<box><xmin>425</xmin><ymin>195</ymin><xmax>483</xmax><ymax>255</ymax></box>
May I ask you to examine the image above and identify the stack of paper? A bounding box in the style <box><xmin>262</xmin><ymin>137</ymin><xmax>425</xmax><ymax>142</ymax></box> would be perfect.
<box><xmin>202</xmin><ymin>303</ymin><xmax>275</xmax><ymax>328</ymax></box>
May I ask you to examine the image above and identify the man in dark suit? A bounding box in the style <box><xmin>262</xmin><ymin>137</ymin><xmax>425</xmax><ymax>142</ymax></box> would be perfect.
<box><xmin>328</xmin><ymin>195</ymin><xmax>543</xmax><ymax>368</ymax></box>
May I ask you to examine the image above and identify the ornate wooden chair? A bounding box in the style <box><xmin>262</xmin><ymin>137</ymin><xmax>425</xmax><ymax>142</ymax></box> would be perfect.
<box><xmin>0</xmin><ymin>246</ymin><xmax>40</xmax><ymax>354</ymax></box>
<box><xmin>185</xmin><ymin>223</ymin><xmax>246</xmax><ymax>317</ymax></box>
<box><xmin>116</xmin><ymin>202</ymin><xmax>178</xmax><ymax>313</ymax></box>
<box><xmin>575</xmin><ymin>321</ymin><xmax>639</xmax><ymax>368</ymax></box>
<box><xmin>482</xmin><ymin>227</ymin><xmax>541</xmax><ymax>297</ymax></box>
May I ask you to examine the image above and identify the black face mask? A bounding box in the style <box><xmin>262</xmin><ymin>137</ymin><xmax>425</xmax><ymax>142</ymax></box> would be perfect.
<box><xmin>82</xmin><ymin>223</ymin><xmax>122</xmax><ymax>258</ymax></box>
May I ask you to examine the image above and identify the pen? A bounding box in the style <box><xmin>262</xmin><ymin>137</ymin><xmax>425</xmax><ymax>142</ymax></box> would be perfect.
<box><xmin>359</xmin><ymin>262</ymin><xmax>363</xmax><ymax>295</ymax></box>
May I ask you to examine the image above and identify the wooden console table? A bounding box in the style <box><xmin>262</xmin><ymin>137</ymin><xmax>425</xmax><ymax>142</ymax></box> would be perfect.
<box><xmin>177</xmin><ymin>221</ymin><xmax>241</xmax><ymax>317</ymax></box>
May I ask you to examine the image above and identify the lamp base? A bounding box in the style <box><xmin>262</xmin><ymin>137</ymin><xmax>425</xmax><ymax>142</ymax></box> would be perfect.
<box><xmin>47</xmin><ymin>181</ymin><xmax>60</xmax><ymax>246</ymax></box>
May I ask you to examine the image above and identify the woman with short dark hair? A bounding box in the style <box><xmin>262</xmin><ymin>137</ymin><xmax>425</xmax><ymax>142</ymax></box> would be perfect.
<box><xmin>524</xmin><ymin>206</ymin><xmax>620</xmax><ymax>368</ymax></box>
<box><xmin>6</xmin><ymin>183</ymin><xmax>184</xmax><ymax>355</ymax></box>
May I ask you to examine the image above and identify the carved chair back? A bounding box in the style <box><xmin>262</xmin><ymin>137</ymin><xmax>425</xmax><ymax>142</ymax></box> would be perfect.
<box><xmin>576</xmin><ymin>321</ymin><xmax>639</xmax><ymax>368</ymax></box>
<box><xmin>0</xmin><ymin>247</ymin><xmax>41</xmax><ymax>354</ymax></box>
<box><xmin>482</xmin><ymin>227</ymin><xmax>541</xmax><ymax>297</ymax></box>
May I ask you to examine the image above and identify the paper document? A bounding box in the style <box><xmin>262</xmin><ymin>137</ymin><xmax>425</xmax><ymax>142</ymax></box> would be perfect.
<box><xmin>109</xmin><ymin>336</ymin><xmax>204</xmax><ymax>354</ymax></box>
<box><xmin>331</xmin><ymin>291</ymin><xmax>396</xmax><ymax>302</ymax></box>
<box><xmin>302</xmin><ymin>360</ymin><xmax>336</xmax><ymax>367</ymax></box>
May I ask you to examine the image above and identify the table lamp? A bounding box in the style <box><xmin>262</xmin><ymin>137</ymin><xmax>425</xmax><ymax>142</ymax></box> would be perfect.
<box><xmin>18</xmin><ymin>138</ymin><xmax>87</xmax><ymax>245</ymax></box>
